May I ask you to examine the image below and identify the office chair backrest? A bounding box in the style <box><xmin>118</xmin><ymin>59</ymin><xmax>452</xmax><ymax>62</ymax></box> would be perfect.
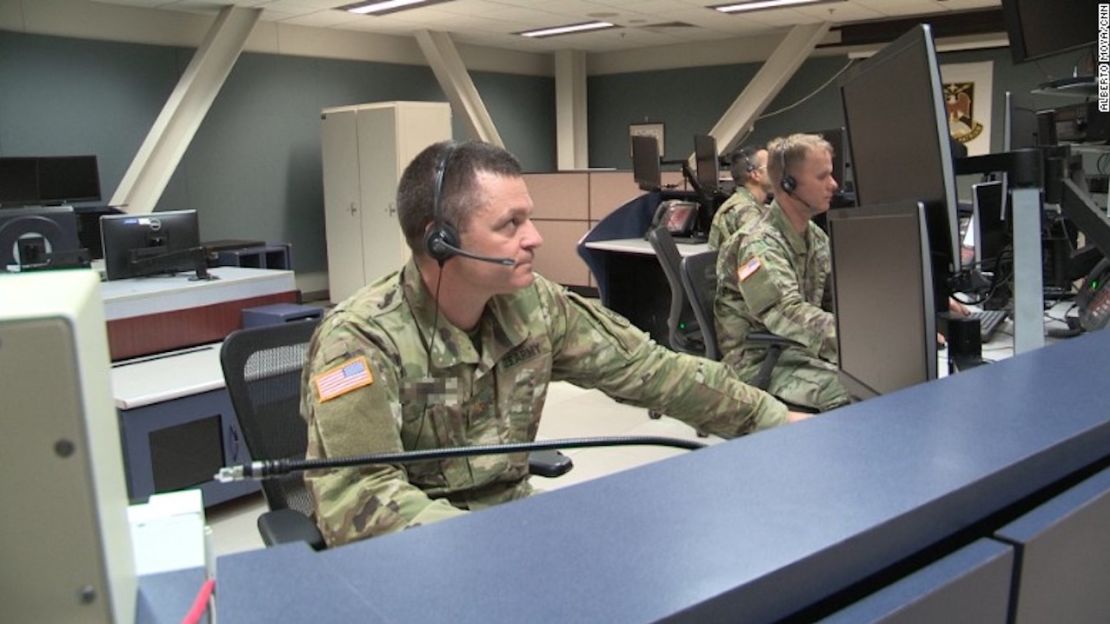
<box><xmin>647</xmin><ymin>226</ymin><xmax>703</xmax><ymax>355</ymax></box>
<box><xmin>220</xmin><ymin>319</ymin><xmax>320</xmax><ymax>519</ymax></box>
<box><xmin>680</xmin><ymin>250</ymin><xmax>721</xmax><ymax>361</ymax></box>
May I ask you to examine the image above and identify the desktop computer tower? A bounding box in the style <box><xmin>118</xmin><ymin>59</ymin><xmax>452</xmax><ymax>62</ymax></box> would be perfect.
<box><xmin>0</xmin><ymin>271</ymin><xmax>136</xmax><ymax>623</ymax></box>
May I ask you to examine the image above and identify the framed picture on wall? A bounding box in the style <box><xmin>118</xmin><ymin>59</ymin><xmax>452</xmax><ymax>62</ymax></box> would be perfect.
<box><xmin>629</xmin><ymin>122</ymin><xmax>665</xmax><ymax>159</ymax></box>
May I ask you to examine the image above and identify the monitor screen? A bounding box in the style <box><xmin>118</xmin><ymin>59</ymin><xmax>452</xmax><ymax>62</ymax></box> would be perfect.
<box><xmin>829</xmin><ymin>201</ymin><xmax>937</xmax><ymax>400</ymax></box>
<box><xmin>841</xmin><ymin>24</ymin><xmax>961</xmax><ymax>305</ymax></box>
<box><xmin>632</xmin><ymin>134</ymin><xmax>662</xmax><ymax>192</ymax></box>
<box><xmin>972</xmin><ymin>181</ymin><xmax>1009</xmax><ymax>272</ymax></box>
<box><xmin>693</xmin><ymin>134</ymin><xmax>719</xmax><ymax>195</ymax></box>
<box><xmin>38</xmin><ymin>156</ymin><xmax>101</xmax><ymax>204</ymax></box>
<box><xmin>100</xmin><ymin>210</ymin><xmax>201</xmax><ymax>280</ymax></box>
<box><xmin>0</xmin><ymin>205</ymin><xmax>81</xmax><ymax>269</ymax></box>
<box><xmin>0</xmin><ymin>158</ymin><xmax>40</xmax><ymax>207</ymax></box>
<box><xmin>1001</xmin><ymin>0</ymin><xmax>1098</xmax><ymax>64</ymax></box>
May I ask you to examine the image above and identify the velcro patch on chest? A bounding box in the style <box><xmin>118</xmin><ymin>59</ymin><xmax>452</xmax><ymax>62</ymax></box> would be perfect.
<box><xmin>313</xmin><ymin>356</ymin><xmax>373</xmax><ymax>402</ymax></box>
<box><xmin>738</xmin><ymin>256</ymin><xmax>763</xmax><ymax>282</ymax></box>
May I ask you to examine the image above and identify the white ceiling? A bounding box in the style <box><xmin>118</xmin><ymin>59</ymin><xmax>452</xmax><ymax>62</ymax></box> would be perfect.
<box><xmin>94</xmin><ymin>0</ymin><xmax>1002</xmax><ymax>53</ymax></box>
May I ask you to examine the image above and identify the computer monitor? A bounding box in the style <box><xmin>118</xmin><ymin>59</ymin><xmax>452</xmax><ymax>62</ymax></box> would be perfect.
<box><xmin>38</xmin><ymin>155</ymin><xmax>101</xmax><ymax>205</ymax></box>
<box><xmin>841</xmin><ymin>24</ymin><xmax>961</xmax><ymax>310</ymax></box>
<box><xmin>0</xmin><ymin>155</ymin><xmax>102</xmax><ymax>207</ymax></box>
<box><xmin>100</xmin><ymin>209</ymin><xmax>202</xmax><ymax>280</ymax></box>
<box><xmin>829</xmin><ymin>201</ymin><xmax>937</xmax><ymax>400</ymax></box>
<box><xmin>1001</xmin><ymin>0</ymin><xmax>1098</xmax><ymax>64</ymax></box>
<box><xmin>971</xmin><ymin>181</ymin><xmax>1009</xmax><ymax>272</ymax></box>
<box><xmin>0</xmin><ymin>271</ymin><xmax>136</xmax><ymax>623</ymax></box>
<box><xmin>0</xmin><ymin>157</ymin><xmax>40</xmax><ymax>207</ymax></box>
<box><xmin>693</xmin><ymin>134</ymin><xmax>719</xmax><ymax>195</ymax></box>
<box><xmin>1004</xmin><ymin>92</ymin><xmax>1041</xmax><ymax>151</ymax></box>
<box><xmin>632</xmin><ymin>134</ymin><xmax>662</xmax><ymax>192</ymax></box>
<box><xmin>0</xmin><ymin>205</ymin><xmax>82</xmax><ymax>270</ymax></box>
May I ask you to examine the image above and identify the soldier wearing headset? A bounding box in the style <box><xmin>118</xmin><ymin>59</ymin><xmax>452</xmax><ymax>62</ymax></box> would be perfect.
<box><xmin>706</xmin><ymin>145</ymin><xmax>774</xmax><ymax>250</ymax></box>
<box><xmin>300</xmin><ymin>140</ymin><xmax>810</xmax><ymax>547</ymax></box>
<box><xmin>715</xmin><ymin>133</ymin><xmax>851</xmax><ymax>412</ymax></box>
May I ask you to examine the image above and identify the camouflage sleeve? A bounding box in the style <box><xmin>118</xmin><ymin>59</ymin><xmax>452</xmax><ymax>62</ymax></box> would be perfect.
<box><xmin>301</xmin><ymin>315</ymin><xmax>464</xmax><ymax>547</ymax></box>
<box><xmin>537</xmin><ymin>279</ymin><xmax>788</xmax><ymax>435</ymax></box>
<box><xmin>714</xmin><ymin>233</ymin><xmax>750</xmax><ymax>358</ymax></box>
<box><xmin>735</xmin><ymin>238</ymin><xmax>837</xmax><ymax>361</ymax></box>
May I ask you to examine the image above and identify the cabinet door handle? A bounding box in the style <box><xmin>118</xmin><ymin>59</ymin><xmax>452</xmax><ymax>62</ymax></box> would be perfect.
<box><xmin>348</xmin><ymin>202</ymin><xmax>357</xmax><ymax>216</ymax></box>
<box><xmin>388</xmin><ymin>202</ymin><xmax>397</xmax><ymax>217</ymax></box>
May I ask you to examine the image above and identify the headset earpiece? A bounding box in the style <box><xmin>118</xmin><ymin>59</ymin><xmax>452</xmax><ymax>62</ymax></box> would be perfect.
<box><xmin>425</xmin><ymin>144</ymin><xmax>459</xmax><ymax>265</ymax></box>
<box><xmin>779</xmin><ymin>147</ymin><xmax>797</xmax><ymax>194</ymax></box>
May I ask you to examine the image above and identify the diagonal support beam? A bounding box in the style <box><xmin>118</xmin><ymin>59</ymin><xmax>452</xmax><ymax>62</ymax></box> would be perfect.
<box><xmin>110</xmin><ymin>6</ymin><xmax>261</xmax><ymax>214</ymax></box>
<box><xmin>415</xmin><ymin>30</ymin><xmax>503</xmax><ymax>147</ymax></box>
<box><xmin>555</xmin><ymin>50</ymin><xmax>588</xmax><ymax>170</ymax></box>
<box><xmin>709</xmin><ymin>22</ymin><xmax>831</xmax><ymax>154</ymax></box>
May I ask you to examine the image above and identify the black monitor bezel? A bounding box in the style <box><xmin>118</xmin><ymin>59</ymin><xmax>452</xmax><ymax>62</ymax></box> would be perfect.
<box><xmin>693</xmin><ymin>134</ymin><xmax>719</xmax><ymax>195</ymax></box>
<box><xmin>632</xmin><ymin>135</ymin><xmax>662</xmax><ymax>192</ymax></box>
<box><xmin>1001</xmin><ymin>0</ymin><xmax>1098</xmax><ymax>64</ymax></box>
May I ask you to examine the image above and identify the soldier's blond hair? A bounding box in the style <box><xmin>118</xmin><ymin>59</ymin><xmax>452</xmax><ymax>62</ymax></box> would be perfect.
<box><xmin>766</xmin><ymin>133</ymin><xmax>833</xmax><ymax>189</ymax></box>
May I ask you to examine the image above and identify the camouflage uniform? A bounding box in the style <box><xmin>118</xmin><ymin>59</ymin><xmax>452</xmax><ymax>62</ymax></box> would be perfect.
<box><xmin>707</xmin><ymin>187</ymin><xmax>767</xmax><ymax>250</ymax></box>
<box><xmin>715</xmin><ymin>201</ymin><xmax>849</xmax><ymax>411</ymax></box>
<box><xmin>301</xmin><ymin>259</ymin><xmax>788</xmax><ymax>546</ymax></box>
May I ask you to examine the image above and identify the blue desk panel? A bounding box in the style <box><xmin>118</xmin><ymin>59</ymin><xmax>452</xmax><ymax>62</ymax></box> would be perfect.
<box><xmin>820</xmin><ymin>539</ymin><xmax>1013</xmax><ymax>623</ymax></box>
<box><xmin>995</xmin><ymin>466</ymin><xmax>1110</xmax><ymax>623</ymax></box>
<box><xmin>216</xmin><ymin>331</ymin><xmax>1110</xmax><ymax>623</ymax></box>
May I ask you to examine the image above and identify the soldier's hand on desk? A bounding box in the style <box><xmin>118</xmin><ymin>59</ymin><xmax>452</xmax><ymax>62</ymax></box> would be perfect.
<box><xmin>787</xmin><ymin>411</ymin><xmax>814</xmax><ymax>423</ymax></box>
<box><xmin>948</xmin><ymin>297</ymin><xmax>970</xmax><ymax>317</ymax></box>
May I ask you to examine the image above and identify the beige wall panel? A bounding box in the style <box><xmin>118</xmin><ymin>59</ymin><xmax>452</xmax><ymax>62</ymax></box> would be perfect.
<box><xmin>524</xmin><ymin>173</ymin><xmax>589</xmax><ymax>221</ymax></box>
<box><xmin>532</xmin><ymin>220</ymin><xmax>590</xmax><ymax>287</ymax></box>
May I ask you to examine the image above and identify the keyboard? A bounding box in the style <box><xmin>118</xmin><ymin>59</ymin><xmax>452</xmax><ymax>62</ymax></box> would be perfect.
<box><xmin>969</xmin><ymin>309</ymin><xmax>1007</xmax><ymax>341</ymax></box>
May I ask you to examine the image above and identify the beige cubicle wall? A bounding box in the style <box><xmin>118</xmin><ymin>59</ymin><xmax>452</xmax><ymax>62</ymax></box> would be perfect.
<box><xmin>525</xmin><ymin>170</ymin><xmax>686</xmax><ymax>289</ymax></box>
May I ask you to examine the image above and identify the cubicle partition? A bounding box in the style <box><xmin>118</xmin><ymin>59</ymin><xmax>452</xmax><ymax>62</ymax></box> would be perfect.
<box><xmin>206</xmin><ymin>329</ymin><xmax>1110</xmax><ymax>623</ymax></box>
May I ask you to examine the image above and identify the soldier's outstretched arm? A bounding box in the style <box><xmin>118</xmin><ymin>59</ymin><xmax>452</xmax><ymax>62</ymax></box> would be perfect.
<box><xmin>540</xmin><ymin>280</ymin><xmax>789</xmax><ymax>436</ymax></box>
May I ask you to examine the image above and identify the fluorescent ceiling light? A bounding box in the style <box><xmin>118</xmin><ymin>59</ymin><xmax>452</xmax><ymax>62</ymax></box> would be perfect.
<box><xmin>341</xmin><ymin>0</ymin><xmax>450</xmax><ymax>16</ymax></box>
<box><xmin>518</xmin><ymin>21</ymin><xmax>616</xmax><ymax>38</ymax></box>
<box><xmin>711</xmin><ymin>0</ymin><xmax>822</xmax><ymax>14</ymax></box>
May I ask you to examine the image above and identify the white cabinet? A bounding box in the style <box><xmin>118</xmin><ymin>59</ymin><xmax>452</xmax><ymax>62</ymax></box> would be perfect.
<box><xmin>321</xmin><ymin>101</ymin><xmax>451</xmax><ymax>303</ymax></box>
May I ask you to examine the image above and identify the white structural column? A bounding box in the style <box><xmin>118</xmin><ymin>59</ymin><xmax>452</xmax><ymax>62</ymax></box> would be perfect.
<box><xmin>555</xmin><ymin>50</ymin><xmax>588</xmax><ymax>170</ymax></box>
<box><xmin>415</xmin><ymin>30</ymin><xmax>504</xmax><ymax>147</ymax></box>
<box><xmin>708</xmin><ymin>22</ymin><xmax>831</xmax><ymax>153</ymax></box>
<box><xmin>109</xmin><ymin>6</ymin><xmax>261</xmax><ymax>214</ymax></box>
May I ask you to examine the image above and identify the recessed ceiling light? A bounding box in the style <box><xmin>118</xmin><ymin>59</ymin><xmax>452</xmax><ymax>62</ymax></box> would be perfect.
<box><xmin>518</xmin><ymin>21</ymin><xmax>617</xmax><ymax>38</ymax></box>
<box><xmin>339</xmin><ymin>0</ymin><xmax>453</xmax><ymax>16</ymax></box>
<box><xmin>710</xmin><ymin>0</ymin><xmax>827</xmax><ymax>14</ymax></box>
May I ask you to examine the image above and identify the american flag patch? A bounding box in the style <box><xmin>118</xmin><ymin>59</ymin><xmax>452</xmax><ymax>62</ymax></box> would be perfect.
<box><xmin>738</xmin><ymin>256</ymin><xmax>762</xmax><ymax>282</ymax></box>
<box><xmin>314</xmin><ymin>356</ymin><xmax>373</xmax><ymax>402</ymax></box>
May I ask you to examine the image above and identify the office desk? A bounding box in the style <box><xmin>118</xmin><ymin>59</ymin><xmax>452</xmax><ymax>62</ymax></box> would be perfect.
<box><xmin>112</xmin><ymin>344</ymin><xmax>258</xmax><ymax>507</ymax></box>
<box><xmin>101</xmin><ymin>266</ymin><xmax>298</xmax><ymax>360</ymax></box>
<box><xmin>212</xmin><ymin>329</ymin><xmax>1110</xmax><ymax>623</ymax></box>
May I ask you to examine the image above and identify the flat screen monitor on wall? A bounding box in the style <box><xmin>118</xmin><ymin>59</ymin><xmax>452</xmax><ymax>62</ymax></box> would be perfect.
<box><xmin>840</xmin><ymin>23</ymin><xmax>960</xmax><ymax>310</ymax></box>
<box><xmin>0</xmin><ymin>158</ymin><xmax>40</xmax><ymax>207</ymax></box>
<box><xmin>693</xmin><ymin>134</ymin><xmax>720</xmax><ymax>195</ymax></box>
<box><xmin>829</xmin><ymin>201</ymin><xmax>937</xmax><ymax>400</ymax></box>
<box><xmin>1001</xmin><ymin>0</ymin><xmax>1098</xmax><ymax>64</ymax></box>
<box><xmin>100</xmin><ymin>210</ymin><xmax>202</xmax><ymax>281</ymax></box>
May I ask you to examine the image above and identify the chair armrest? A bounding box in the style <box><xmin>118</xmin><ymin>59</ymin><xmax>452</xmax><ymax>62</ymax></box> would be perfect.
<box><xmin>257</xmin><ymin>509</ymin><xmax>327</xmax><ymax>551</ymax></box>
<box><xmin>528</xmin><ymin>450</ymin><xmax>574</xmax><ymax>478</ymax></box>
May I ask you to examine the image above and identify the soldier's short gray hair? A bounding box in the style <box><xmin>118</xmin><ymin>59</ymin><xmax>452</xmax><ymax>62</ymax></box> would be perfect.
<box><xmin>766</xmin><ymin>134</ymin><xmax>833</xmax><ymax>189</ymax></box>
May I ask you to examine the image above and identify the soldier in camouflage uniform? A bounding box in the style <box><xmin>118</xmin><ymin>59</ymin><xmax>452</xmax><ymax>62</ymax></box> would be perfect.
<box><xmin>301</xmin><ymin>141</ymin><xmax>809</xmax><ymax>547</ymax></box>
<box><xmin>707</xmin><ymin>146</ymin><xmax>772</xmax><ymax>250</ymax></box>
<box><xmin>715</xmin><ymin>134</ymin><xmax>850</xmax><ymax>412</ymax></box>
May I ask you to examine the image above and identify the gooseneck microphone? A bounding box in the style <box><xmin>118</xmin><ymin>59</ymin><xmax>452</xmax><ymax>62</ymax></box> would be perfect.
<box><xmin>215</xmin><ymin>435</ymin><xmax>706</xmax><ymax>482</ymax></box>
<box><xmin>427</xmin><ymin>234</ymin><xmax>516</xmax><ymax>267</ymax></box>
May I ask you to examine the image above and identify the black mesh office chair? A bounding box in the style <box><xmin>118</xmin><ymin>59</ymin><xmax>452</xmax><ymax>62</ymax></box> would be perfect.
<box><xmin>221</xmin><ymin>320</ymin><xmax>575</xmax><ymax>550</ymax></box>
<box><xmin>220</xmin><ymin>319</ymin><xmax>327</xmax><ymax>550</ymax></box>
<box><xmin>647</xmin><ymin>226</ymin><xmax>705</xmax><ymax>356</ymax></box>
<box><xmin>679</xmin><ymin>249</ymin><xmax>799</xmax><ymax>391</ymax></box>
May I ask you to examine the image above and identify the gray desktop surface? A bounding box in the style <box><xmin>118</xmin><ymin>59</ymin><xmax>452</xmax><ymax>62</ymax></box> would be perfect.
<box><xmin>136</xmin><ymin>567</ymin><xmax>207</xmax><ymax>624</ymax></box>
<box><xmin>215</xmin><ymin>331</ymin><xmax>1110</xmax><ymax>623</ymax></box>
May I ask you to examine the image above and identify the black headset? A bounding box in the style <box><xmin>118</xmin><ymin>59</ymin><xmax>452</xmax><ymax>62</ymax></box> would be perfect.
<box><xmin>778</xmin><ymin>144</ymin><xmax>797</xmax><ymax>195</ymax></box>
<box><xmin>424</xmin><ymin>144</ymin><xmax>461</xmax><ymax>265</ymax></box>
<box><xmin>421</xmin><ymin>143</ymin><xmax>515</xmax><ymax>268</ymax></box>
